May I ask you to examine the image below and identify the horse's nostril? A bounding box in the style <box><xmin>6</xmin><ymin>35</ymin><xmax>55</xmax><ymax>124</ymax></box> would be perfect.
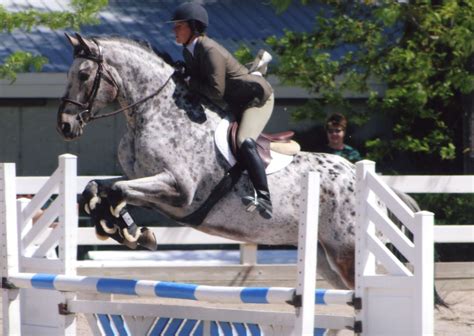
<box><xmin>61</xmin><ymin>122</ymin><xmax>71</xmax><ymax>134</ymax></box>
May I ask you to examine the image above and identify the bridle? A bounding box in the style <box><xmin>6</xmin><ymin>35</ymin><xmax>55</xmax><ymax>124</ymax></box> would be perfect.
<box><xmin>61</xmin><ymin>40</ymin><xmax>173</xmax><ymax>127</ymax></box>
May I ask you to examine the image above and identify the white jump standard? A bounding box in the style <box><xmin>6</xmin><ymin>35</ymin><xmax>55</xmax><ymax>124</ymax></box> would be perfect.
<box><xmin>1</xmin><ymin>154</ymin><xmax>436</xmax><ymax>335</ymax></box>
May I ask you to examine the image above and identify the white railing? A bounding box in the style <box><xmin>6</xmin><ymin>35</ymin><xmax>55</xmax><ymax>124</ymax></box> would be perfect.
<box><xmin>356</xmin><ymin>160</ymin><xmax>435</xmax><ymax>335</ymax></box>
<box><xmin>7</xmin><ymin>156</ymin><xmax>474</xmax><ymax>267</ymax></box>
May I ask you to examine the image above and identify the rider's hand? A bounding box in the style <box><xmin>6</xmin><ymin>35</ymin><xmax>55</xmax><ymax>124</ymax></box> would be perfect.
<box><xmin>173</xmin><ymin>60</ymin><xmax>188</xmax><ymax>80</ymax></box>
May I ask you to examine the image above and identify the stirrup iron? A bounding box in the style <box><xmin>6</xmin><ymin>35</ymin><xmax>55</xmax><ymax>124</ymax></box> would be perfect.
<box><xmin>242</xmin><ymin>189</ymin><xmax>259</xmax><ymax>213</ymax></box>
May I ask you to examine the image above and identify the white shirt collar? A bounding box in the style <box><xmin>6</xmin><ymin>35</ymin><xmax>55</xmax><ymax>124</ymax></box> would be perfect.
<box><xmin>186</xmin><ymin>37</ymin><xmax>198</xmax><ymax>56</ymax></box>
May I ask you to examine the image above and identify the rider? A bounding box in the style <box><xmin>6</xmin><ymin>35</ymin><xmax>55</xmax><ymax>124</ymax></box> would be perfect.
<box><xmin>169</xmin><ymin>2</ymin><xmax>274</xmax><ymax>219</ymax></box>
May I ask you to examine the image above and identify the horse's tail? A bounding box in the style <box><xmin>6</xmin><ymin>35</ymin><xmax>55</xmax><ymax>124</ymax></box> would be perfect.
<box><xmin>390</xmin><ymin>188</ymin><xmax>449</xmax><ymax>309</ymax></box>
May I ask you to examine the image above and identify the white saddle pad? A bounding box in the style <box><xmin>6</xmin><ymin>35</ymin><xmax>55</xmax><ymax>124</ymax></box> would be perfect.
<box><xmin>214</xmin><ymin>118</ymin><xmax>294</xmax><ymax>175</ymax></box>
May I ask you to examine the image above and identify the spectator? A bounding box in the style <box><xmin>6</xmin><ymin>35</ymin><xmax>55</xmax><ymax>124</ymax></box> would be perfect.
<box><xmin>323</xmin><ymin>113</ymin><xmax>362</xmax><ymax>163</ymax></box>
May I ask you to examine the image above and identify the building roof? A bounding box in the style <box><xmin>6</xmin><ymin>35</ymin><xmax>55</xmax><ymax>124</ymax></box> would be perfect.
<box><xmin>0</xmin><ymin>0</ymin><xmax>320</xmax><ymax>73</ymax></box>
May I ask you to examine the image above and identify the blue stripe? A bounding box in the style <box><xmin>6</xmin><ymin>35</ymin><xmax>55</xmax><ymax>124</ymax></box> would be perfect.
<box><xmin>179</xmin><ymin>319</ymin><xmax>198</xmax><ymax>336</ymax></box>
<box><xmin>97</xmin><ymin>278</ymin><xmax>137</xmax><ymax>295</ymax></box>
<box><xmin>234</xmin><ymin>323</ymin><xmax>247</xmax><ymax>336</ymax></box>
<box><xmin>315</xmin><ymin>289</ymin><xmax>326</xmax><ymax>304</ymax></box>
<box><xmin>211</xmin><ymin>321</ymin><xmax>219</xmax><ymax>336</ymax></box>
<box><xmin>97</xmin><ymin>314</ymin><xmax>115</xmax><ymax>336</ymax></box>
<box><xmin>219</xmin><ymin>321</ymin><xmax>233</xmax><ymax>336</ymax></box>
<box><xmin>149</xmin><ymin>317</ymin><xmax>169</xmax><ymax>336</ymax></box>
<box><xmin>31</xmin><ymin>274</ymin><xmax>56</xmax><ymax>290</ymax></box>
<box><xmin>165</xmin><ymin>318</ymin><xmax>184</xmax><ymax>336</ymax></box>
<box><xmin>314</xmin><ymin>328</ymin><xmax>327</xmax><ymax>336</ymax></box>
<box><xmin>194</xmin><ymin>321</ymin><xmax>204</xmax><ymax>336</ymax></box>
<box><xmin>111</xmin><ymin>314</ymin><xmax>129</xmax><ymax>336</ymax></box>
<box><xmin>154</xmin><ymin>282</ymin><xmax>197</xmax><ymax>300</ymax></box>
<box><xmin>240</xmin><ymin>288</ymin><xmax>269</xmax><ymax>303</ymax></box>
<box><xmin>247</xmin><ymin>323</ymin><xmax>261</xmax><ymax>336</ymax></box>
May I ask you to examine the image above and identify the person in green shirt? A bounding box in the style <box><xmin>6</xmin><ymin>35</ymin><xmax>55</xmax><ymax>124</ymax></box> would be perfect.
<box><xmin>324</xmin><ymin>113</ymin><xmax>362</xmax><ymax>163</ymax></box>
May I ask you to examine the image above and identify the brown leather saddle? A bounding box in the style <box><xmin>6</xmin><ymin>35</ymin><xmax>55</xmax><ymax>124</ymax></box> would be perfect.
<box><xmin>228</xmin><ymin>121</ymin><xmax>295</xmax><ymax>168</ymax></box>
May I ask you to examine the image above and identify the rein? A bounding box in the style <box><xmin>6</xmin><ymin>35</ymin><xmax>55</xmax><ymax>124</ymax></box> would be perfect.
<box><xmin>89</xmin><ymin>74</ymin><xmax>173</xmax><ymax>121</ymax></box>
<box><xmin>61</xmin><ymin>41</ymin><xmax>173</xmax><ymax>126</ymax></box>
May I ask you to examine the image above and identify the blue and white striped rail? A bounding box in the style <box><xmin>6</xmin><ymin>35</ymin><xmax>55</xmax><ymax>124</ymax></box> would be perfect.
<box><xmin>8</xmin><ymin>273</ymin><xmax>354</xmax><ymax>306</ymax></box>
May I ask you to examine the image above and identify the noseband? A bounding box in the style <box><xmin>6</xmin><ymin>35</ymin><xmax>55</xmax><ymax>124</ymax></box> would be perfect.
<box><xmin>61</xmin><ymin>40</ymin><xmax>173</xmax><ymax>127</ymax></box>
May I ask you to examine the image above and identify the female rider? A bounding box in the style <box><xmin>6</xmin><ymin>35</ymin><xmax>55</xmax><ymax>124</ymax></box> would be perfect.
<box><xmin>169</xmin><ymin>2</ymin><xmax>274</xmax><ymax>219</ymax></box>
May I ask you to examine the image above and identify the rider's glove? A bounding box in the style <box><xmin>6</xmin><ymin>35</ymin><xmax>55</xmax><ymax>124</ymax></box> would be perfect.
<box><xmin>173</xmin><ymin>60</ymin><xmax>188</xmax><ymax>80</ymax></box>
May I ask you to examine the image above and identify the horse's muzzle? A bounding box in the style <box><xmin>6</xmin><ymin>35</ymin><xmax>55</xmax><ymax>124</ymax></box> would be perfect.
<box><xmin>57</xmin><ymin>111</ymin><xmax>84</xmax><ymax>140</ymax></box>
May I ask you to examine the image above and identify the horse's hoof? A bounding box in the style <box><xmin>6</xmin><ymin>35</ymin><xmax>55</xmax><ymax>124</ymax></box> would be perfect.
<box><xmin>100</xmin><ymin>219</ymin><xmax>117</xmax><ymax>234</ymax></box>
<box><xmin>110</xmin><ymin>201</ymin><xmax>126</xmax><ymax>218</ymax></box>
<box><xmin>122</xmin><ymin>239</ymin><xmax>138</xmax><ymax>250</ymax></box>
<box><xmin>137</xmin><ymin>228</ymin><xmax>158</xmax><ymax>251</ymax></box>
<box><xmin>95</xmin><ymin>231</ymin><xmax>109</xmax><ymax>241</ymax></box>
<box><xmin>122</xmin><ymin>227</ymin><xmax>140</xmax><ymax>243</ymax></box>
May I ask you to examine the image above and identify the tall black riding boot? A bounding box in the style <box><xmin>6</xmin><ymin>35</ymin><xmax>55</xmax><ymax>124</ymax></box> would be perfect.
<box><xmin>239</xmin><ymin>138</ymin><xmax>272</xmax><ymax>219</ymax></box>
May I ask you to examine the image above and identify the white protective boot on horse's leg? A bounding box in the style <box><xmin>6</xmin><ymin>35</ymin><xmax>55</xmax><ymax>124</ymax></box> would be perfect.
<box><xmin>81</xmin><ymin>181</ymin><xmax>156</xmax><ymax>250</ymax></box>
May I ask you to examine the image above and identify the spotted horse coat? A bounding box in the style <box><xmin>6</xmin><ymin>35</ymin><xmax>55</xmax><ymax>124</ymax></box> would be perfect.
<box><xmin>58</xmin><ymin>33</ymin><xmax>362</xmax><ymax>290</ymax></box>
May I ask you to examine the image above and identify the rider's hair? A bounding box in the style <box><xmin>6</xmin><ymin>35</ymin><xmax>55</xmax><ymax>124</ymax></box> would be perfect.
<box><xmin>189</xmin><ymin>20</ymin><xmax>207</xmax><ymax>35</ymax></box>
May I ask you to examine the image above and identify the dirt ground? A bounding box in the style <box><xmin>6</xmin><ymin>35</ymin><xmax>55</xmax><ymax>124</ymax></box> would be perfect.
<box><xmin>2</xmin><ymin>288</ymin><xmax>472</xmax><ymax>335</ymax></box>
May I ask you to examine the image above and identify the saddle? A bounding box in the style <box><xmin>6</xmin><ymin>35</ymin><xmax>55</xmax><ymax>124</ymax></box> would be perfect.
<box><xmin>228</xmin><ymin>121</ymin><xmax>295</xmax><ymax>168</ymax></box>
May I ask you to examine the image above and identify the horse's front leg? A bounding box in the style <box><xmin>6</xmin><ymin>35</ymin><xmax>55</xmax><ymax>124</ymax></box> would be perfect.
<box><xmin>82</xmin><ymin>172</ymin><xmax>187</xmax><ymax>251</ymax></box>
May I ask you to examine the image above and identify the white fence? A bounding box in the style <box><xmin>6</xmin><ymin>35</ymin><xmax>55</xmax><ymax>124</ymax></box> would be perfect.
<box><xmin>11</xmin><ymin>160</ymin><xmax>474</xmax><ymax>265</ymax></box>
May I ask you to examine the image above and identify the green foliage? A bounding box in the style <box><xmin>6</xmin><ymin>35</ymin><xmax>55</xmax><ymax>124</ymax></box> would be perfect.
<box><xmin>412</xmin><ymin>193</ymin><xmax>474</xmax><ymax>226</ymax></box>
<box><xmin>266</xmin><ymin>0</ymin><xmax>473</xmax><ymax>170</ymax></box>
<box><xmin>0</xmin><ymin>51</ymin><xmax>47</xmax><ymax>81</ymax></box>
<box><xmin>0</xmin><ymin>0</ymin><xmax>108</xmax><ymax>80</ymax></box>
<box><xmin>234</xmin><ymin>44</ymin><xmax>255</xmax><ymax>65</ymax></box>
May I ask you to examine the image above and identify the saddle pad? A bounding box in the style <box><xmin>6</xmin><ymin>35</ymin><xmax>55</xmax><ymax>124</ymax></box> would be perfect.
<box><xmin>214</xmin><ymin>118</ymin><xmax>294</xmax><ymax>175</ymax></box>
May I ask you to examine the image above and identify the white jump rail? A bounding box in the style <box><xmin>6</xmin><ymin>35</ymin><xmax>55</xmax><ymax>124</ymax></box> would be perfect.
<box><xmin>380</xmin><ymin>175</ymin><xmax>474</xmax><ymax>244</ymax></box>
<box><xmin>13</xmin><ymin>168</ymin><xmax>474</xmax><ymax>255</ymax></box>
<box><xmin>10</xmin><ymin>163</ymin><xmax>474</xmax><ymax>273</ymax></box>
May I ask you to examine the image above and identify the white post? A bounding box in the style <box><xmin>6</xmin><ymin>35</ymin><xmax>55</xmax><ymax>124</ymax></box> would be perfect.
<box><xmin>1</xmin><ymin>162</ymin><xmax>22</xmax><ymax>336</ymax></box>
<box><xmin>355</xmin><ymin>160</ymin><xmax>377</xmax><ymax>332</ymax></box>
<box><xmin>294</xmin><ymin>172</ymin><xmax>319</xmax><ymax>335</ymax></box>
<box><xmin>240</xmin><ymin>243</ymin><xmax>257</xmax><ymax>265</ymax></box>
<box><xmin>58</xmin><ymin>154</ymin><xmax>78</xmax><ymax>276</ymax></box>
<box><xmin>57</xmin><ymin>154</ymin><xmax>79</xmax><ymax>335</ymax></box>
<box><xmin>413</xmin><ymin>211</ymin><xmax>434</xmax><ymax>335</ymax></box>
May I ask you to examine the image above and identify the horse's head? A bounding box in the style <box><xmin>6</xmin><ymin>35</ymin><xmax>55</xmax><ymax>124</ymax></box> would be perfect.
<box><xmin>57</xmin><ymin>33</ymin><xmax>120</xmax><ymax>140</ymax></box>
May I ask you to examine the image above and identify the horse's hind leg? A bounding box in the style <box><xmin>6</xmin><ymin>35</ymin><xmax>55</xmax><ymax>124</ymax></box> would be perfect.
<box><xmin>317</xmin><ymin>243</ymin><xmax>350</xmax><ymax>289</ymax></box>
<box><xmin>319</xmin><ymin>241</ymin><xmax>355</xmax><ymax>289</ymax></box>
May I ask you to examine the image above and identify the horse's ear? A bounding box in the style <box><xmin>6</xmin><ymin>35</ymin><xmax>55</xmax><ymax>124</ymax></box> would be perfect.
<box><xmin>65</xmin><ymin>32</ymin><xmax>80</xmax><ymax>48</ymax></box>
<box><xmin>74</xmin><ymin>32</ymin><xmax>93</xmax><ymax>55</ymax></box>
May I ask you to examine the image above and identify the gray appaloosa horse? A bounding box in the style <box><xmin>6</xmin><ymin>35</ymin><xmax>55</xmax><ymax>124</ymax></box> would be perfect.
<box><xmin>56</xmin><ymin>33</ymin><xmax>389</xmax><ymax>292</ymax></box>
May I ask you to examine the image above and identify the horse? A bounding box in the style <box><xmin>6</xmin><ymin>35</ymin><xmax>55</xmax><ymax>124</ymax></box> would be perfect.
<box><xmin>56</xmin><ymin>33</ymin><xmax>441</xmax><ymax>299</ymax></box>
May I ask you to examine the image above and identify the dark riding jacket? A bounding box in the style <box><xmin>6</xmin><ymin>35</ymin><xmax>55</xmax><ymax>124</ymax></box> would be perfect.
<box><xmin>183</xmin><ymin>36</ymin><xmax>273</xmax><ymax>110</ymax></box>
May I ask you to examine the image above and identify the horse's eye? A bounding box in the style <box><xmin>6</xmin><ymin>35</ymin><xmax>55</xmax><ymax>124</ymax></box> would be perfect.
<box><xmin>78</xmin><ymin>71</ymin><xmax>90</xmax><ymax>81</ymax></box>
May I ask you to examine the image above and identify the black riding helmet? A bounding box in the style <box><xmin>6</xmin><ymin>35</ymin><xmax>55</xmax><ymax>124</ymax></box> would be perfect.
<box><xmin>169</xmin><ymin>2</ymin><xmax>209</xmax><ymax>34</ymax></box>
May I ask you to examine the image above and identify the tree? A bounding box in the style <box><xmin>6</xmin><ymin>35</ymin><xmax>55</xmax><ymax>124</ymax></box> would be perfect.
<box><xmin>0</xmin><ymin>0</ymin><xmax>107</xmax><ymax>80</ymax></box>
<box><xmin>265</xmin><ymin>0</ymin><xmax>473</xmax><ymax>173</ymax></box>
